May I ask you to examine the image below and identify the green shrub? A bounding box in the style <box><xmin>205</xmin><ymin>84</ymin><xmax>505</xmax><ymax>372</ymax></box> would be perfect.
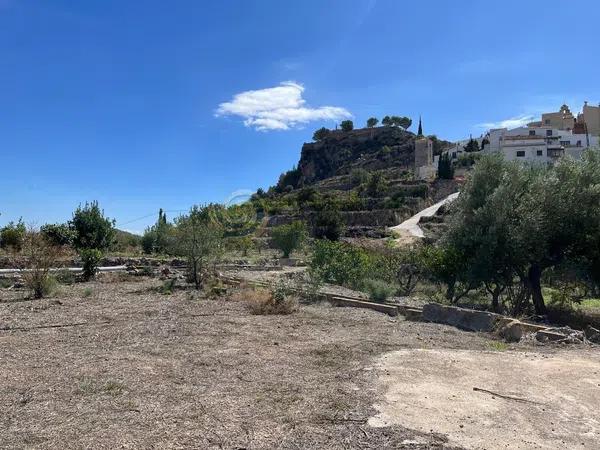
<box><xmin>226</xmin><ymin>235</ymin><xmax>254</xmax><ymax>256</ymax></box>
<box><xmin>312</xmin><ymin>208</ymin><xmax>344</xmax><ymax>241</ymax></box>
<box><xmin>297</xmin><ymin>187</ymin><xmax>319</xmax><ymax>206</ymax></box>
<box><xmin>313</xmin><ymin>127</ymin><xmax>330</xmax><ymax>142</ymax></box>
<box><xmin>340</xmin><ymin>120</ymin><xmax>354</xmax><ymax>132</ymax></box>
<box><xmin>310</xmin><ymin>240</ymin><xmax>373</xmax><ymax>289</ymax></box>
<box><xmin>0</xmin><ymin>219</ymin><xmax>26</xmax><ymax>251</ymax></box>
<box><xmin>40</xmin><ymin>223</ymin><xmax>75</xmax><ymax>247</ymax></box>
<box><xmin>55</xmin><ymin>269</ymin><xmax>77</xmax><ymax>285</ymax></box>
<box><xmin>112</xmin><ymin>229</ymin><xmax>142</xmax><ymax>253</ymax></box>
<box><xmin>141</xmin><ymin>229</ymin><xmax>156</xmax><ymax>254</ymax></box>
<box><xmin>457</xmin><ymin>151</ymin><xmax>481</xmax><ymax>167</ymax></box>
<box><xmin>271</xmin><ymin>221</ymin><xmax>308</xmax><ymax>258</ymax></box>
<box><xmin>363</xmin><ymin>172</ymin><xmax>388</xmax><ymax>197</ymax></box>
<box><xmin>19</xmin><ymin>230</ymin><xmax>62</xmax><ymax>298</ymax></box>
<box><xmin>80</xmin><ymin>248</ymin><xmax>102</xmax><ymax>281</ymax></box>
<box><xmin>160</xmin><ymin>278</ymin><xmax>176</xmax><ymax>295</ymax></box>
<box><xmin>363</xmin><ymin>279</ymin><xmax>398</xmax><ymax>302</ymax></box>
<box><xmin>371</xmin><ymin>247</ymin><xmax>423</xmax><ymax>296</ymax></box>
<box><xmin>350</xmin><ymin>168</ymin><xmax>369</xmax><ymax>186</ymax></box>
<box><xmin>70</xmin><ymin>201</ymin><xmax>115</xmax><ymax>251</ymax></box>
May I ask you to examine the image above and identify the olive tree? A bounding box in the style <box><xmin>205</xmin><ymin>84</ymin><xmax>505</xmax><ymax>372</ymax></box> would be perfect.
<box><xmin>70</xmin><ymin>201</ymin><xmax>115</xmax><ymax>280</ymax></box>
<box><xmin>271</xmin><ymin>221</ymin><xmax>307</xmax><ymax>258</ymax></box>
<box><xmin>442</xmin><ymin>151</ymin><xmax>600</xmax><ymax>315</ymax></box>
<box><xmin>173</xmin><ymin>205</ymin><xmax>224</xmax><ymax>289</ymax></box>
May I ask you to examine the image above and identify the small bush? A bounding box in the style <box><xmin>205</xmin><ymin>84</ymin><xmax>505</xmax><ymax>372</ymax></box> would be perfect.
<box><xmin>310</xmin><ymin>240</ymin><xmax>373</xmax><ymax>289</ymax></box>
<box><xmin>271</xmin><ymin>221</ymin><xmax>308</xmax><ymax>258</ymax></box>
<box><xmin>236</xmin><ymin>287</ymin><xmax>297</xmax><ymax>315</ymax></box>
<box><xmin>160</xmin><ymin>278</ymin><xmax>176</xmax><ymax>295</ymax></box>
<box><xmin>19</xmin><ymin>230</ymin><xmax>62</xmax><ymax>298</ymax></box>
<box><xmin>27</xmin><ymin>275</ymin><xmax>58</xmax><ymax>298</ymax></box>
<box><xmin>55</xmin><ymin>269</ymin><xmax>77</xmax><ymax>285</ymax></box>
<box><xmin>40</xmin><ymin>223</ymin><xmax>75</xmax><ymax>247</ymax></box>
<box><xmin>340</xmin><ymin>120</ymin><xmax>354</xmax><ymax>132</ymax></box>
<box><xmin>362</xmin><ymin>172</ymin><xmax>388</xmax><ymax>197</ymax></box>
<box><xmin>312</xmin><ymin>208</ymin><xmax>344</xmax><ymax>241</ymax></box>
<box><xmin>350</xmin><ymin>168</ymin><xmax>369</xmax><ymax>186</ymax></box>
<box><xmin>363</xmin><ymin>279</ymin><xmax>398</xmax><ymax>302</ymax></box>
<box><xmin>80</xmin><ymin>248</ymin><xmax>102</xmax><ymax>281</ymax></box>
<box><xmin>82</xmin><ymin>287</ymin><xmax>93</xmax><ymax>298</ymax></box>
<box><xmin>0</xmin><ymin>219</ymin><xmax>26</xmax><ymax>251</ymax></box>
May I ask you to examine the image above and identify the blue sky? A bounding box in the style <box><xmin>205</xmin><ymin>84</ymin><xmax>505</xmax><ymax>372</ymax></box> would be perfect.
<box><xmin>1</xmin><ymin>0</ymin><xmax>599</xmax><ymax>233</ymax></box>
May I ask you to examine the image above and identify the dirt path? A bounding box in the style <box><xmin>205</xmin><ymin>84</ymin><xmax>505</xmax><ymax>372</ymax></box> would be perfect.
<box><xmin>369</xmin><ymin>348</ymin><xmax>600</xmax><ymax>449</ymax></box>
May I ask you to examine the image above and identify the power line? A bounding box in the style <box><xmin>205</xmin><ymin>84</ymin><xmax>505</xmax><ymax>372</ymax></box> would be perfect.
<box><xmin>115</xmin><ymin>209</ymin><xmax>187</xmax><ymax>227</ymax></box>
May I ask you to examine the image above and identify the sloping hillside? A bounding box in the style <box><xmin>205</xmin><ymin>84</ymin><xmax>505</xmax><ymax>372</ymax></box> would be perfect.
<box><xmin>254</xmin><ymin>125</ymin><xmax>456</xmax><ymax>238</ymax></box>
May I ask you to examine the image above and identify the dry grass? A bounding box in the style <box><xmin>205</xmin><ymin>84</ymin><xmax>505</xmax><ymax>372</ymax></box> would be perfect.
<box><xmin>0</xmin><ymin>276</ymin><xmax>501</xmax><ymax>449</ymax></box>
<box><xmin>232</xmin><ymin>286</ymin><xmax>298</xmax><ymax>315</ymax></box>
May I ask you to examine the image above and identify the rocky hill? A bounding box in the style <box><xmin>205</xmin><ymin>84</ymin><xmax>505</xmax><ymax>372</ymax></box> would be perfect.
<box><xmin>298</xmin><ymin>126</ymin><xmax>416</xmax><ymax>184</ymax></box>
<box><xmin>255</xmin><ymin>125</ymin><xmax>456</xmax><ymax>239</ymax></box>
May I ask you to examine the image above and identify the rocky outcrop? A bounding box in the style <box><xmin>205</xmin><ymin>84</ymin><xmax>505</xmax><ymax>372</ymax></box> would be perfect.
<box><xmin>298</xmin><ymin>126</ymin><xmax>416</xmax><ymax>184</ymax></box>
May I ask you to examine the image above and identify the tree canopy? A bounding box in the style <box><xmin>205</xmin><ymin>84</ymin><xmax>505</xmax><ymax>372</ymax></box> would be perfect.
<box><xmin>441</xmin><ymin>151</ymin><xmax>600</xmax><ymax>315</ymax></box>
<box><xmin>366</xmin><ymin>117</ymin><xmax>379</xmax><ymax>128</ymax></box>
<box><xmin>340</xmin><ymin>120</ymin><xmax>354</xmax><ymax>132</ymax></box>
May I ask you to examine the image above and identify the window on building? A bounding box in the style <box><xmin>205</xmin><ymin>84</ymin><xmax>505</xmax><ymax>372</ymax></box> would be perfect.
<box><xmin>545</xmin><ymin>119</ymin><xmax>551</xmax><ymax>124</ymax></box>
<box><xmin>516</xmin><ymin>151</ymin><xmax>525</xmax><ymax>157</ymax></box>
<box><xmin>529</xmin><ymin>130</ymin><xmax>535</xmax><ymax>136</ymax></box>
<box><xmin>546</xmin><ymin>129</ymin><xmax>552</xmax><ymax>136</ymax></box>
<box><xmin>577</xmin><ymin>140</ymin><xmax>582</xmax><ymax>147</ymax></box>
<box><xmin>560</xmin><ymin>141</ymin><xmax>570</xmax><ymax>146</ymax></box>
<box><xmin>536</xmin><ymin>150</ymin><xmax>543</xmax><ymax>156</ymax></box>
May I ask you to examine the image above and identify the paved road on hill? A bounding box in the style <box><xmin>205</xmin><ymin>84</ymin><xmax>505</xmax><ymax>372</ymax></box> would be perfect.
<box><xmin>389</xmin><ymin>192</ymin><xmax>459</xmax><ymax>239</ymax></box>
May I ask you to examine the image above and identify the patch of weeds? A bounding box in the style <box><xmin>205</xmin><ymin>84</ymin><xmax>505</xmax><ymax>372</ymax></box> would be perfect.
<box><xmin>232</xmin><ymin>285</ymin><xmax>297</xmax><ymax>315</ymax></box>
<box><xmin>103</xmin><ymin>380</ymin><xmax>125</xmax><ymax>396</ymax></box>
<box><xmin>138</xmin><ymin>266</ymin><xmax>154</xmax><ymax>277</ymax></box>
<box><xmin>77</xmin><ymin>377</ymin><xmax>125</xmax><ymax>396</ymax></box>
<box><xmin>204</xmin><ymin>278</ymin><xmax>227</xmax><ymax>298</ymax></box>
<box><xmin>122</xmin><ymin>398</ymin><xmax>140</xmax><ymax>412</ymax></box>
<box><xmin>160</xmin><ymin>278</ymin><xmax>176</xmax><ymax>295</ymax></box>
<box><xmin>487</xmin><ymin>341</ymin><xmax>509</xmax><ymax>351</ymax></box>
<box><xmin>55</xmin><ymin>269</ymin><xmax>77</xmax><ymax>285</ymax></box>
<box><xmin>580</xmin><ymin>298</ymin><xmax>600</xmax><ymax>309</ymax></box>
<box><xmin>82</xmin><ymin>287</ymin><xmax>93</xmax><ymax>298</ymax></box>
<box><xmin>363</xmin><ymin>279</ymin><xmax>398</xmax><ymax>303</ymax></box>
<box><xmin>0</xmin><ymin>278</ymin><xmax>14</xmax><ymax>289</ymax></box>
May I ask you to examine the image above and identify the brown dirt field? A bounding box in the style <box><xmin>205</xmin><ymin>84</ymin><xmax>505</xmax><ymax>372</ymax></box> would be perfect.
<box><xmin>0</xmin><ymin>276</ymin><xmax>595</xmax><ymax>449</ymax></box>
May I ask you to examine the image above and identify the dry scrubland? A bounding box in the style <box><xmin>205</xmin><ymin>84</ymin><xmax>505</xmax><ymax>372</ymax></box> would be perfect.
<box><xmin>1</xmin><ymin>275</ymin><xmax>599</xmax><ymax>449</ymax></box>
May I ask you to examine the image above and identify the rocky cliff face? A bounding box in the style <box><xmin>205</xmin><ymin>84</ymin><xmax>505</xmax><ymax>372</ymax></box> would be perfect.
<box><xmin>298</xmin><ymin>126</ymin><xmax>416</xmax><ymax>184</ymax></box>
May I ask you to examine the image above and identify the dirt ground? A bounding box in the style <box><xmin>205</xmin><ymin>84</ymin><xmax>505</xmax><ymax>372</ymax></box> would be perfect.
<box><xmin>1</xmin><ymin>275</ymin><xmax>597</xmax><ymax>449</ymax></box>
<box><xmin>369</xmin><ymin>349</ymin><xmax>600</xmax><ymax>449</ymax></box>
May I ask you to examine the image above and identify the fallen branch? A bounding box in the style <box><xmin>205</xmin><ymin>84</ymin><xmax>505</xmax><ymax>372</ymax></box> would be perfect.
<box><xmin>473</xmin><ymin>387</ymin><xmax>542</xmax><ymax>405</ymax></box>
<box><xmin>0</xmin><ymin>321</ymin><xmax>110</xmax><ymax>332</ymax></box>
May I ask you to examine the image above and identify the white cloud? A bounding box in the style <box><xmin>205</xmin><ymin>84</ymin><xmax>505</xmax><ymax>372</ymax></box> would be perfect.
<box><xmin>216</xmin><ymin>81</ymin><xmax>352</xmax><ymax>131</ymax></box>
<box><xmin>477</xmin><ymin>114</ymin><xmax>536</xmax><ymax>130</ymax></box>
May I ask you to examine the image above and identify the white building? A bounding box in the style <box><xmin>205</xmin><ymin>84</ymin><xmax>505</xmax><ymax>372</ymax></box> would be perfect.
<box><xmin>484</xmin><ymin>126</ymin><xmax>598</xmax><ymax>164</ymax></box>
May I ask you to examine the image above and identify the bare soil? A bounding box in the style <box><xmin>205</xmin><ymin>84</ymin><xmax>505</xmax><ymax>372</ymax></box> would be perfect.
<box><xmin>1</xmin><ymin>275</ymin><xmax>596</xmax><ymax>449</ymax></box>
<box><xmin>369</xmin><ymin>349</ymin><xmax>600</xmax><ymax>449</ymax></box>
